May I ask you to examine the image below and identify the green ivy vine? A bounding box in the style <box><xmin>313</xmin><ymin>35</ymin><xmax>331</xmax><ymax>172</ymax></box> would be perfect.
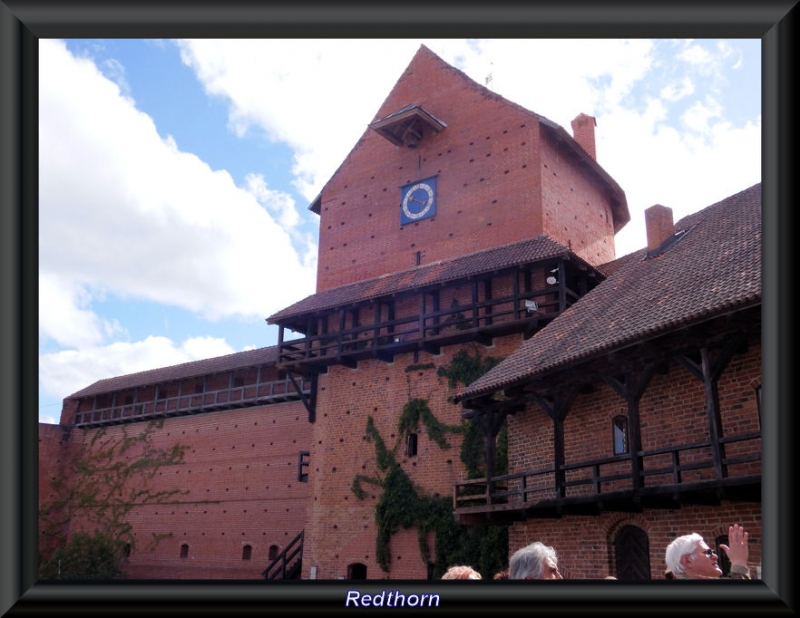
<box><xmin>352</xmin><ymin>346</ymin><xmax>508</xmax><ymax>578</ymax></box>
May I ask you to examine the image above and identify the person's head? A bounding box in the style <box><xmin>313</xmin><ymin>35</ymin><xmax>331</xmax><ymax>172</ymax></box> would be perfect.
<box><xmin>441</xmin><ymin>565</ymin><xmax>482</xmax><ymax>580</ymax></box>
<box><xmin>493</xmin><ymin>568</ymin><xmax>510</xmax><ymax>580</ymax></box>
<box><xmin>509</xmin><ymin>541</ymin><xmax>563</xmax><ymax>580</ymax></box>
<box><xmin>665</xmin><ymin>533</ymin><xmax>722</xmax><ymax>579</ymax></box>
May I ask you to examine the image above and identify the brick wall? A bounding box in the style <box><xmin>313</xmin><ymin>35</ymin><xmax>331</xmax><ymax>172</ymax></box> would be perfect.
<box><xmin>302</xmin><ymin>335</ymin><xmax>522</xmax><ymax>580</ymax></box>
<box><xmin>508</xmin><ymin>502</ymin><xmax>762</xmax><ymax>580</ymax></box>
<box><xmin>505</xmin><ymin>335</ymin><xmax>762</xmax><ymax>579</ymax></box>
<box><xmin>315</xmin><ymin>46</ymin><xmax>616</xmax><ymax>291</ymax></box>
<box><xmin>540</xmin><ymin>130</ymin><xmax>617</xmax><ymax>265</ymax></box>
<box><xmin>43</xmin><ymin>400</ymin><xmax>311</xmax><ymax>580</ymax></box>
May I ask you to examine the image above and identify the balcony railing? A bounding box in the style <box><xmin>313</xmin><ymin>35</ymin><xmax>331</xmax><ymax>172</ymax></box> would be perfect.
<box><xmin>278</xmin><ymin>284</ymin><xmax>578</xmax><ymax>370</ymax></box>
<box><xmin>73</xmin><ymin>375</ymin><xmax>312</xmax><ymax>428</ymax></box>
<box><xmin>453</xmin><ymin>431</ymin><xmax>761</xmax><ymax>517</ymax></box>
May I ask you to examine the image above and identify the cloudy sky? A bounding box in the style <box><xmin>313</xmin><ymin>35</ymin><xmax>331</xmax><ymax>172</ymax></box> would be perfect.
<box><xmin>38</xmin><ymin>38</ymin><xmax>762</xmax><ymax>424</ymax></box>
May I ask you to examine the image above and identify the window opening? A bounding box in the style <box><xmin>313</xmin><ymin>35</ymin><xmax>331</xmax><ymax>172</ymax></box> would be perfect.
<box><xmin>348</xmin><ymin>563</ymin><xmax>368</xmax><ymax>579</ymax></box>
<box><xmin>406</xmin><ymin>433</ymin><xmax>418</xmax><ymax>457</ymax></box>
<box><xmin>755</xmin><ymin>383</ymin><xmax>762</xmax><ymax>427</ymax></box>
<box><xmin>180</xmin><ymin>544</ymin><xmax>189</xmax><ymax>559</ymax></box>
<box><xmin>298</xmin><ymin>451</ymin><xmax>310</xmax><ymax>482</ymax></box>
<box><xmin>242</xmin><ymin>544</ymin><xmax>252</xmax><ymax>560</ymax></box>
<box><xmin>613</xmin><ymin>415</ymin><xmax>629</xmax><ymax>455</ymax></box>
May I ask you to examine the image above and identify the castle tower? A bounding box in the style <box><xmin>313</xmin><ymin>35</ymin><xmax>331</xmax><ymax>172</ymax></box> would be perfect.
<box><xmin>269</xmin><ymin>45</ymin><xmax>629</xmax><ymax>579</ymax></box>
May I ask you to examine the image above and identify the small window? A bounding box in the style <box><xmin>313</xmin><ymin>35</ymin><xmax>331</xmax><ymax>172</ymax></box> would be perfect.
<box><xmin>124</xmin><ymin>543</ymin><xmax>131</xmax><ymax>558</ymax></box>
<box><xmin>298</xmin><ymin>451</ymin><xmax>310</xmax><ymax>482</ymax></box>
<box><xmin>268</xmin><ymin>545</ymin><xmax>279</xmax><ymax>560</ymax></box>
<box><xmin>242</xmin><ymin>544</ymin><xmax>252</xmax><ymax>560</ymax></box>
<box><xmin>755</xmin><ymin>383</ymin><xmax>762</xmax><ymax>427</ymax></box>
<box><xmin>613</xmin><ymin>415</ymin><xmax>629</xmax><ymax>455</ymax></box>
<box><xmin>180</xmin><ymin>543</ymin><xmax>189</xmax><ymax>559</ymax></box>
<box><xmin>406</xmin><ymin>433</ymin><xmax>418</xmax><ymax>457</ymax></box>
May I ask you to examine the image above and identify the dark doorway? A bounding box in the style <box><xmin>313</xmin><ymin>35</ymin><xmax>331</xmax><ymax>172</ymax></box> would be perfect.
<box><xmin>614</xmin><ymin>525</ymin><xmax>651</xmax><ymax>580</ymax></box>
<box><xmin>348</xmin><ymin>563</ymin><xmax>367</xmax><ymax>579</ymax></box>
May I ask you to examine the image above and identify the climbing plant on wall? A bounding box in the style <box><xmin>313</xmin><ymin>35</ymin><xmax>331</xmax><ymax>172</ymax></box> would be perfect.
<box><xmin>351</xmin><ymin>346</ymin><xmax>508</xmax><ymax>578</ymax></box>
<box><xmin>38</xmin><ymin>419</ymin><xmax>191</xmax><ymax>579</ymax></box>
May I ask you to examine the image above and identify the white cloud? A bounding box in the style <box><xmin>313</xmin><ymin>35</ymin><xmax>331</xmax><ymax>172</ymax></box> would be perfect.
<box><xmin>660</xmin><ymin>76</ymin><xmax>695</xmax><ymax>102</ymax></box>
<box><xmin>244</xmin><ymin>172</ymin><xmax>301</xmax><ymax>230</ymax></box>
<box><xmin>39</xmin><ymin>39</ymin><xmax>316</xmax><ymax>330</ymax></box>
<box><xmin>39</xmin><ymin>273</ymin><xmax>124</xmax><ymax>348</ymax></box>
<box><xmin>175</xmin><ymin>39</ymin><xmax>425</xmax><ymax>203</ymax></box>
<box><xmin>677</xmin><ymin>42</ymin><xmax>714</xmax><ymax>67</ymax></box>
<box><xmin>681</xmin><ymin>97</ymin><xmax>724</xmax><ymax>135</ymax></box>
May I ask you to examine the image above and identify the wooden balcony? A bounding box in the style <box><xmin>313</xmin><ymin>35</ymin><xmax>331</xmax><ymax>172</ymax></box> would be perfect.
<box><xmin>72</xmin><ymin>375</ymin><xmax>313</xmax><ymax>428</ymax></box>
<box><xmin>277</xmin><ymin>279</ymin><xmax>580</xmax><ymax>372</ymax></box>
<box><xmin>453</xmin><ymin>431</ymin><xmax>761</xmax><ymax>524</ymax></box>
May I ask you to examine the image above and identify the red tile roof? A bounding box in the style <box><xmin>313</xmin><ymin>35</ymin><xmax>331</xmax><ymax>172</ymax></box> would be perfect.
<box><xmin>67</xmin><ymin>346</ymin><xmax>278</xmax><ymax>399</ymax></box>
<box><xmin>267</xmin><ymin>235</ymin><xmax>596</xmax><ymax>324</ymax></box>
<box><xmin>455</xmin><ymin>183</ymin><xmax>762</xmax><ymax>403</ymax></box>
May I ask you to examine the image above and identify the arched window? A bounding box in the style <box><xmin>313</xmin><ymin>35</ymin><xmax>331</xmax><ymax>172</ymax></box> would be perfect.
<box><xmin>242</xmin><ymin>544</ymin><xmax>252</xmax><ymax>560</ymax></box>
<box><xmin>613</xmin><ymin>525</ymin><xmax>651</xmax><ymax>580</ymax></box>
<box><xmin>180</xmin><ymin>543</ymin><xmax>189</xmax><ymax>559</ymax></box>
<box><xmin>268</xmin><ymin>545</ymin><xmax>279</xmax><ymax>561</ymax></box>
<box><xmin>613</xmin><ymin>415</ymin><xmax>629</xmax><ymax>455</ymax></box>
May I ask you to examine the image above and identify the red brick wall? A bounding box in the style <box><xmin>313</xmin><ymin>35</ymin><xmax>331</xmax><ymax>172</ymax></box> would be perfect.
<box><xmin>301</xmin><ymin>335</ymin><xmax>522</xmax><ymax>580</ymax></box>
<box><xmin>38</xmin><ymin>423</ymin><xmax>81</xmax><ymax>561</ymax></box>
<box><xmin>315</xmin><ymin>47</ymin><xmax>617</xmax><ymax>291</ymax></box>
<box><xmin>46</xmin><ymin>400</ymin><xmax>312</xmax><ymax>580</ymax></box>
<box><xmin>540</xmin><ymin>130</ymin><xmax>617</xmax><ymax>265</ymax></box>
<box><xmin>505</xmin><ymin>336</ymin><xmax>762</xmax><ymax>579</ymax></box>
<box><xmin>508</xmin><ymin>502</ymin><xmax>762</xmax><ymax>580</ymax></box>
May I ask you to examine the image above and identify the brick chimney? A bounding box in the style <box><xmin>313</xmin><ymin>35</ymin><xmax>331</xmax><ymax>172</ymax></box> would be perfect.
<box><xmin>571</xmin><ymin>113</ymin><xmax>597</xmax><ymax>160</ymax></box>
<box><xmin>645</xmin><ymin>204</ymin><xmax>675</xmax><ymax>251</ymax></box>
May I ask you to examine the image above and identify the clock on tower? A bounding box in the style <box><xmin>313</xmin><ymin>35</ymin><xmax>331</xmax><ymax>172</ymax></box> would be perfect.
<box><xmin>400</xmin><ymin>176</ymin><xmax>437</xmax><ymax>225</ymax></box>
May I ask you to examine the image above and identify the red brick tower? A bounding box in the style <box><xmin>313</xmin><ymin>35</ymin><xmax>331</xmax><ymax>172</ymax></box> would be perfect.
<box><xmin>272</xmin><ymin>45</ymin><xmax>629</xmax><ymax>580</ymax></box>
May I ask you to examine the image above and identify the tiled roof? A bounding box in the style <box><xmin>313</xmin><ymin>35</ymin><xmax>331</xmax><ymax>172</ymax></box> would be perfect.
<box><xmin>455</xmin><ymin>183</ymin><xmax>762</xmax><ymax>403</ymax></box>
<box><xmin>67</xmin><ymin>346</ymin><xmax>279</xmax><ymax>399</ymax></box>
<box><xmin>266</xmin><ymin>235</ymin><xmax>592</xmax><ymax>324</ymax></box>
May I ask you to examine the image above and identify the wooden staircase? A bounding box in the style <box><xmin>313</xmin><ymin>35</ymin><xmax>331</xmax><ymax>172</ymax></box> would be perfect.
<box><xmin>262</xmin><ymin>530</ymin><xmax>303</xmax><ymax>580</ymax></box>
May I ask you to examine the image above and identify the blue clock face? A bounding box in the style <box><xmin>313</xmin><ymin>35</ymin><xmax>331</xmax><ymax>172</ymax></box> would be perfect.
<box><xmin>400</xmin><ymin>177</ymin><xmax>437</xmax><ymax>225</ymax></box>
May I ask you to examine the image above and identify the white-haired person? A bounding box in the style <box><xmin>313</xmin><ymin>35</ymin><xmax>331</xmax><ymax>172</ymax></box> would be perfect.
<box><xmin>665</xmin><ymin>524</ymin><xmax>751</xmax><ymax>579</ymax></box>
<box><xmin>441</xmin><ymin>565</ymin><xmax>482</xmax><ymax>580</ymax></box>
<box><xmin>509</xmin><ymin>541</ymin><xmax>563</xmax><ymax>580</ymax></box>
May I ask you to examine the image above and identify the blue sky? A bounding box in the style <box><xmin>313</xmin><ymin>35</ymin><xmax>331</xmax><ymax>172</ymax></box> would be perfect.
<box><xmin>38</xmin><ymin>38</ymin><xmax>762</xmax><ymax>424</ymax></box>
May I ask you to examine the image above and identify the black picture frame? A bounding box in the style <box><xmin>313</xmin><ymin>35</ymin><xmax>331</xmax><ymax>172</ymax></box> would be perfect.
<box><xmin>2</xmin><ymin>1</ymin><xmax>795</xmax><ymax>615</ymax></box>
